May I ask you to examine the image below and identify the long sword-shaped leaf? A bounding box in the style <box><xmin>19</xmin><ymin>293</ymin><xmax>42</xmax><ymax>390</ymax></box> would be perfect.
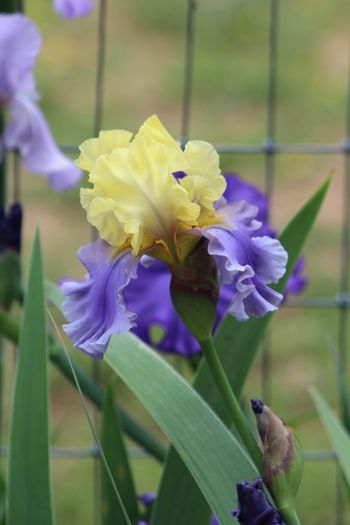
<box><xmin>105</xmin><ymin>333</ymin><xmax>258</xmax><ymax>525</ymax></box>
<box><xmin>7</xmin><ymin>231</ymin><xmax>54</xmax><ymax>525</ymax></box>
<box><xmin>101</xmin><ymin>387</ymin><xmax>139</xmax><ymax>525</ymax></box>
<box><xmin>310</xmin><ymin>388</ymin><xmax>350</xmax><ymax>487</ymax></box>
<box><xmin>152</xmin><ymin>178</ymin><xmax>331</xmax><ymax>525</ymax></box>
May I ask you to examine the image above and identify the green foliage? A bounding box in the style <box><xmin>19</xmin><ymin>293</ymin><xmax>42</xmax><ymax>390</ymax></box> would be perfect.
<box><xmin>311</xmin><ymin>388</ymin><xmax>350</xmax><ymax>488</ymax></box>
<box><xmin>105</xmin><ymin>333</ymin><xmax>258</xmax><ymax>525</ymax></box>
<box><xmin>101</xmin><ymin>387</ymin><xmax>139</xmax><ymax>525</ymax></box>
<box><xmin>152</xmin><ymin>178</ymin><xmax>331</xmax><ymax>525</ymax></box>
<box><xmin>7</xmin><ymin>231</ymin><xmax>54</xmax><ymax>525</ymax></box>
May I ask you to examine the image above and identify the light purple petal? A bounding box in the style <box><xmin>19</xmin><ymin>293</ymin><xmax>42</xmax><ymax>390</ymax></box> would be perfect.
<box><xmin>0</xmin><ymin>14</ymin><xmax>40</xmax><ymax>102</ymax></box>
<box><xmin>285</xmin><ymin>256</ymin><xmax>308</xmax><ymax>296</ymax></box>
<box><xmin>53</xmin><ymin>0</ymin><xmax>94</xmax><ymax>18</ymax></box>
<box><xmin>5</xmin><ymin>93</ymin><xmax>82</xmax><ymax>190</ymax></box>
<box><xmin>61</xmin><ymin>240</ymin><xmax>138</xmax><ymax>359</ymax></box>
<box><xmin>200</xmin><ymin>225</ymin><xmax>287</xmax><ymax>321</ymax></box>
<box><xmin>125</xmin><ymin>258</ymin><xmax>199</xmax><ymax>357</ymax></box>
<box><xmin>138</xmin><ymin>492</ymin><xmax>156</xmax><ymax>508</ymax></box>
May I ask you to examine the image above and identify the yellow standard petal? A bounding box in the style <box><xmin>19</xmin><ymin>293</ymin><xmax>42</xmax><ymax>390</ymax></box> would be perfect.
<box><xmin>179</xmin><ymin>140</ymin><xmax>227</xmax><ymax>219</ymax></box>
<box><xmin>82</xmin><ymin>136</ymin><xmax>200</xmax><ymax>258</ymax></box>
<box><xmin>76</xmin><ymin>129</ymin><xmax>133</xmax><ymax>171</ymax></box>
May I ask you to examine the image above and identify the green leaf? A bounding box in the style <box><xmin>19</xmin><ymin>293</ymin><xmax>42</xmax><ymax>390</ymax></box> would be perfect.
<box><xmin>101</xmin><ymin>386</ymin><xmax>139</xmax><ymax>525</ymax></box>
<box><xmin>7</xmin><ymin>231</ymin><xmax>54</xmax><ymax>525</ymax></box>
<box><xmin>310</xmin><ymin>388</ymin><xmax>350</xmax><ymax>488</ymax></box>
<box><xmin>152</xmin><ymin>177</ymin><xmax>331</xmax><ymax>525</ymax></box>
<box><xmin>105</xmin><ymin>333</ymin><xmax>258</xmax><ymax>525</ymax></box>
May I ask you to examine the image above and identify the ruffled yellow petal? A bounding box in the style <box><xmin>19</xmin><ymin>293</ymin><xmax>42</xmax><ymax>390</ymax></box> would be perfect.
<box><xmin>136</xmin><ymin>114</ymin><xmax>179</xmax><ymax>148</ymax></box>
<box><xmin>179</xmin><ymin>140</ymin><xmax>226</xmax><ymax>217</ymax></box>
<box><xmin>83</xmin><ymin>138</ymin><xmax>200</xmax><ymax>256</ymax></box>
<box><xmin>76</xmin><ymin>129</ymin><xmax>133</xmax><ymax>171</ymax></box>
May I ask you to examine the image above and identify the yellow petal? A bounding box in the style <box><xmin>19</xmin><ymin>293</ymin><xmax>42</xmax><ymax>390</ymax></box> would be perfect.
<box><xmin>84</xmin><ymin>138</ymin><xmax>200</xmax><ymax>255</ymax></box>
<box><xmin>180</xmin><ymin>140</ymin><xmax>226</xmax><ymax>215</ymax></box>
<box><xmin>136</xmin><ymin>114</ymin><xmax>179</xmax><ymax>148</ymax></box>
<box><xmin>76</xmin><ymin>129</ymin><xmax>133</xmax><ymax>171</ymax></box>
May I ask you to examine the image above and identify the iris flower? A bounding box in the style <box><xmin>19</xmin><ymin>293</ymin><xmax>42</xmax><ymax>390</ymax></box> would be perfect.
<box><xmin>0</xmin><ymin>14</ymin><xmax>82</xmax><ymax>191</ymax></box>
<box><xmin>62</xmin><ymin>115</ymin><xmax>288</xmax><ymax>359</ymax></box>
<box><xmin>126</xmin><ymin>174</ymin><xmax>307</xmax><ymax>356</ymax></box>
<box><xmin>53</xmin><ymin>0</ymin><xmax>94</xmax><ymax>18</ymax></box>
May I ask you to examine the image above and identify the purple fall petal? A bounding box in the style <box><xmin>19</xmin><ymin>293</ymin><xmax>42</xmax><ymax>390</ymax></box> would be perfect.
<box><xmin>0</xmin><ymin>14</ymin><xmax>40</xmax><ymax>102</ymax></box>
<box><xmin>125</xmin><ymin>259</ymin><xmax>199</xmax><ymax>357</ymax></box>
<box><xmin>53</xmin><ymin>0</ymin><xmax>94</xmax><ymax>18</ymax></box>
<box><xmin>5</xmin><ymin>94</ymin><xmax>82</xmax><ymax>190</ymax></box>
<box><xmin>233</xmin><ymin>479</ymin><xmax>285</xmax><ymax>525</ymax></box>
<box><xmin>199</xmin><ymin>208</ymin><xmax>287</xmax><ymax>321</ymax></box>
<box><xmin>61</xmin><ymin>240</ymin><xmax>138</xmax><ymax>359</ymax></box>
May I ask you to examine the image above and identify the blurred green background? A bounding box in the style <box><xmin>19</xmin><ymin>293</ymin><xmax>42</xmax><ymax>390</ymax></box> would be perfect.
<box><xmin>3</xmin><ymin>0</ymin><xmax>350</xmax><ymax>523</ymax></box>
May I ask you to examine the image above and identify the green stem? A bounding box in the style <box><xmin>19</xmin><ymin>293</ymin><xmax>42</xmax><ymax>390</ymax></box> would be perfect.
<box><xmin>0</xmin><ymin>309</ymin><xmax>166</xmax><ymax>462</ymax></box>
<box><xmin>279</xmin><ymin>506</ymin><xmax>302</xmax><ymax>525</ymax></box>
<box><xmin>199</xmin><ymin>337</ymin><xmax>262</xmax><ymax>470</ymax></box>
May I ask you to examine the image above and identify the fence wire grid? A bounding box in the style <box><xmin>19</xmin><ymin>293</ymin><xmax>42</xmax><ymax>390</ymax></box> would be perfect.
<box><xmin>5</xmin><ymin>1</ymin><xmax>350</xmax><ymax>524</ymax></box>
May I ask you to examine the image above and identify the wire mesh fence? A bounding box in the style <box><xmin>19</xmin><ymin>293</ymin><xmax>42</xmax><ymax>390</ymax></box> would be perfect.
<box><xmin>4</xmin><ymin>0</ymin><xmax>350</xmax><ymax>524</ymax></box>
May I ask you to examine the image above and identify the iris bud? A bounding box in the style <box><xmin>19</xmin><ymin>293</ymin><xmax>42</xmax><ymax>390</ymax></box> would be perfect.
<box><xmin>170</xmin><ymin>238</ymin><xmax>219</xmax><ymax>343</ymax></box>
<box><xmin>251</xmin><ymin>399</ymin><xmax>303</xmax><ymax>513</ymax></box>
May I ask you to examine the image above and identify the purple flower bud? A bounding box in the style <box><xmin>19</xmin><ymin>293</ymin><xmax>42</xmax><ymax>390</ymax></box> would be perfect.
<box><xmin>251</xmin><ymin>400</ymin><xmax>304</xmax><ymax>512</ymax></box>
<box><xmin>138</xmin><ymin>492</ymin><xmax>156</xmax><ymax>509</ymax></box>
<box><xmin>233</xmin><ymin>478</ymin><xmax>285</xmax><ymax>525</ymax></box>
<box><xmin>53</xmin><ymin>0</ymin><xmax>94</xmax><ymax>18</ymax></box>
<box><xmin>0</xmin><ymin>203</ymin><xmax>22</xmax><ymax>255</ymax></box>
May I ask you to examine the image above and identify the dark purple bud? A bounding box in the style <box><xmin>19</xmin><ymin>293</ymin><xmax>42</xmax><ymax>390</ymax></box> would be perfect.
<box><xmin>233</xmin><ymin>478</ymin><xmax>285</xmax><ymax>525</ymax></box>
<box><xmin>0</xmin><ymin>202</ymin><xmax>22</xmax><ymax>255</ymax></box>
<box><xmin>251</xmin><ymin>399</ymin><xmax>264</xmax><ymax>415</ymax></box>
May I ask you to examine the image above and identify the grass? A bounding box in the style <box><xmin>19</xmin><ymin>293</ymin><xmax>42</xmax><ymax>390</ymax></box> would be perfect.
<box><xmin>3</xmin><ymin>0</ymin><xmax>350</xmax><ymax>523</ymax></box>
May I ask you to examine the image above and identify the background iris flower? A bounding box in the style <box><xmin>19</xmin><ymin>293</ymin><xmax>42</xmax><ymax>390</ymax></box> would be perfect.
<box><xmin>53</xmin><ymin>0</ymin><xmax>95</xmax><ymax>19</ymax></box>
<box><xmin>61</xmin><ymin>115</ymin><xmax>288</xmax><ymax>358</ymax></box>
<box><xmin>0</xmin><ymin>14</ymin><xmax>82</xmax><ymax>191</ymax></box>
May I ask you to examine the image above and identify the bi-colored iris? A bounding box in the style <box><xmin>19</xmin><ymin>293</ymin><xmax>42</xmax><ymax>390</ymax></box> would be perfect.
<box><xmin>62</xmin><ymin>116</ymin><xmax>288</xmax><ymax>359</ymax></box>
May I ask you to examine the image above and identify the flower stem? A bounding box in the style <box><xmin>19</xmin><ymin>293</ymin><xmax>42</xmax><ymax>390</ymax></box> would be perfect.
<box><xmin>199</xmin><ymin>337</ymin><xmax>262</xmax><ymax>470</ymax></box>
<box><xmin>279</xmin><ymin>506</ymin><xmax>302</xmax><ymax>525</ymax></box>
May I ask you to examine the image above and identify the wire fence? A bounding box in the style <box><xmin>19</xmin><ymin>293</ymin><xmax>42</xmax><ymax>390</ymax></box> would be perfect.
<box><xmin>6</xmin><ymin>0</ymin><xmax>350</xmax><ymax>524</ymax></box>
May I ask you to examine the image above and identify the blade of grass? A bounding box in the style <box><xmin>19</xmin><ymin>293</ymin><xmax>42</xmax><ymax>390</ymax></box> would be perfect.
<box><xmin>101</xmin><ymin>387</ymin><xmax>139</xmax><ymax>525</ymax></box>
<box><xmin>310</xmin><ymin>387</ymin><xmax>350</xmax><ymax>487</ymax></box>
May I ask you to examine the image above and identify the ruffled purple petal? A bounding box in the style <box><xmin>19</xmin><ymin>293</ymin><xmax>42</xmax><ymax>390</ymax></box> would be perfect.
<box><xmin>233</xmin><ymin>479</ymin><xmax>285</xmax><ymax>525</ymax></box>
<box><xmin>125</xmin><ymin>258</ymin><xmax>199</xmax><ymax>357</ymax></box>
<box><xmin>199</xmin><ymin>225</ymin><xmax>287</xmax><ymax>321</ymax></box>
<box><xmin>0</xmin><ymin>202</ymin><xmax>22</xmax><ymax>255</ymax></box>
<box><xmin>5</xmin><ymin>94</ymin><xmax>82</xmax><ymax>190</ymax></box>
<box><xmin>53</xmin><ymin>0</ymin><xmax>94</xmax><ymax>18</ymax></box>
<box><xmin>0</xmin><ymin>14</ymin><xmax>40</xmax><ymax>102</ymax></box>
<box><xmin>61</xmin><ymin>240</ymin><xmax>138</xmax><ymax>359</ymax></box>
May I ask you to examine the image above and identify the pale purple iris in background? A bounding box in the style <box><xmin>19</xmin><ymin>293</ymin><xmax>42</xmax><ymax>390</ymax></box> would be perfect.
<box><xmin>53</xmin><ymin>0</ymin><xmax>94</xmax><ymax>18</ymax></box>
<box><xmin>124</xmin><ymin>174</ymin><xmax>308</xmax><ymax>357</ymax></box>
<box><xmin>211</xmin><ymin>478</ymin><xmax>285</xmax><ymax>525</ymax></box>
<box><xmin>0</xmin><ymin>14</ymin><xmax>82</xmax><ymax>191</ymax></box>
